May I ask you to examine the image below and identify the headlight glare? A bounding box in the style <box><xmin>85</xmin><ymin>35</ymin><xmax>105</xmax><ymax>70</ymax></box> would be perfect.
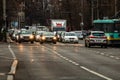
<box><xmin>53</xmin><ymin>37</ymin><xmax>57</xmax><ymax>40</ymax></box>
<box><xmin>42</xmin><ymin>36</ymin><xmax>46</xmax><ymax>40</ymax></box>
<box><xmin>30</xmin><ymin>35</ymin><xmax>34</xmax><ymax>39</ymax></box>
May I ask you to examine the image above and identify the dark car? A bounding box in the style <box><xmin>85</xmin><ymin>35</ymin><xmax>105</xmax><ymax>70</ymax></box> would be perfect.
<box><xmin>85</xmin><ymin>31</ymin><xmax>107</xmax><ymax>48</ymax></box>
<box><xmin>39</xmin><ymin>32</ymin><xmax>57</xmax><ymax>44</ymax></box>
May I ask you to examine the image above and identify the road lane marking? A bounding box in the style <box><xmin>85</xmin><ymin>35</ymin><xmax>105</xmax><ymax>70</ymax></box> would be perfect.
<box><xmin>0</xmin><ymin>73</ymin><xmax>5</xmax><ymax>76</ymax></box>
<box><xmin>44</xmin><ymin>46</ymin><xmax>113</xmax><ymax>80</ymax></box>
<box><xmin>8</xmin><ymin>45</ymin><xmax>16</xmax><ymax>60</ymax></box>
<box><xmin>80</xmin><ymin>66</ymin><xmax>113</xmax><ymax>80</ymax></box>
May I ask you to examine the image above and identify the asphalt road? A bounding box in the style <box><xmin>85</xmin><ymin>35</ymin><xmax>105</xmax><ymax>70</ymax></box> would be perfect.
<box><xmin>2</xmin><ymin>40</ymin><xmax>120</xmax><ymax>80</ymax></box>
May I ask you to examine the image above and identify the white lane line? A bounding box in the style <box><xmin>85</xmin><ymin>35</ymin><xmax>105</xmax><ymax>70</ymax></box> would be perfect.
<box><xmin>45</xmin><ymin>46</ymin><xmax>113</xmax><ymax>80</ymax></box>
<box><xmin>100</xmin><ymin>53</ymin><xmax>105</xmax><ymax>55</ymax></box>
<box><xmin>115</xmin><ymin>57</ymin><xmax>120</xmax><ymax>60</ymax></box>
<box><xmin>0</xmin><ymin>73</ymin><xmax>5</xmax><ymax>76</ymax></box>
<box><xmin>8</xmin><ymin>45</ymin><xmax>17</xmax><ymax>60</ymax></box>
<box><xmin>80</xmin><ymin>66</ymin><xmax>113</xmax><ymax>80</ymax></box>
<box><xmin>110</xmin><ymin>56</ymin><xmax>114</xmax><ymax>58</ymax></box>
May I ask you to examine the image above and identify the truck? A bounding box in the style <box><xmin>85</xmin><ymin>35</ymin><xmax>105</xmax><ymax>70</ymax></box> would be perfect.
<box><xmin>51</xmin><ymin>19</ymin><xmax>67</xmax><ymax>32</ymax></box>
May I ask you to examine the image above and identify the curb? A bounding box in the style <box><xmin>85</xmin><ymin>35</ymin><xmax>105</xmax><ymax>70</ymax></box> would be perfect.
<box><xmin>7</xmin><ymin>60</ymin><xmax>18</xmax><ymax>80</ymax></box>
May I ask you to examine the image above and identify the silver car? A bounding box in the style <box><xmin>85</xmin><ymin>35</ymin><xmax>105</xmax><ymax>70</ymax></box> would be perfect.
<box><xmin>85</xmin><ymin>31</ymin><xmax>107</xmax><ymax>48</ymax></box>
<box><xmin>39</xmin><ymin>32</ymin><xmax>57</xmax><ymax>44</ymax></box>
<box><xmin>61</xmin><ymin>32</ymin><xmax>79</xmax><ymax>43</ymax></box>
<box><xmin>16</xmin><ymin>30</ymin><xmax>35</xmax><ymax>44</ymax></box>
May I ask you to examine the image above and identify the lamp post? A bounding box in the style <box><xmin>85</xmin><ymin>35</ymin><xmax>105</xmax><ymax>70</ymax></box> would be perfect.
<box><xmin>79</xmin><ymin>13</ymin><xmax>84</xmax><ymax>31</ymax></box>
<box><xmin>3</xmin><ymin>0</ymin><xmax>7</xmax><ymax>42</ymax></box>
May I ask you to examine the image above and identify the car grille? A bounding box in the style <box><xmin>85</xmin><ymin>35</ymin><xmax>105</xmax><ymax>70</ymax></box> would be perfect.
<box><xmin>23</xmin><ymin>36</ymin><xmax>29</xmax><ymax>39</ymax></box>
<box><xmin>46</xmin><ymin>37</ymin><xmax>53</xmax><ymax>41</ymax></box>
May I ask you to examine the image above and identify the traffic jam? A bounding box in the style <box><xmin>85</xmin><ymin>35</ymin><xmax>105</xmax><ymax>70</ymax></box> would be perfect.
<box><xmin>1</xmin><ymin>19</ymin><xmax>120</xmax><ymax>80</ymax></box>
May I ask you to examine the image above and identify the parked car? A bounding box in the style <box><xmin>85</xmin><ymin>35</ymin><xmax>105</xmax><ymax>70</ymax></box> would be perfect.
<box><xmin>85</xmin><ymin>31</ymin><xmax>107</xmax><ymax>48</ymax></box>
<box><xmin>16</xmin><ymin>30</ymin><xmax>35</xmax><ymax>43</ymax></box>
<box><xmin>39</xmin><ymin>32</ymin><xmax>57</xmax><ymax>44</ymax></box>
<box><xmin>61</xmin><ymin>32</ymin><xmax>79</xmax><ymax>43</ymax></box>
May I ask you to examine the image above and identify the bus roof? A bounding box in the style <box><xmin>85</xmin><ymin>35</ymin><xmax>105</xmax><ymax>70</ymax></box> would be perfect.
<box><xmin>93</xmin><ymin>19</ymin><xmax>120</xmax><ymax>24</ymax></box>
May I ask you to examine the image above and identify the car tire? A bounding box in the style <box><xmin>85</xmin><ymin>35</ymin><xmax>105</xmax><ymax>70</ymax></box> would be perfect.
<box><xmin>104</xmin><ymin>45</ymin><xmax>107</xmax><ymax>48</ymax></box>
<box><xmin>85</xmin><ymin>43</ymin><xmax>87</xmax><ymax>47</ymax></box>
<box><xmin>87</xmin><ymin>43</ymin><xmax>91</xmax><ymax>48</ymax></box>
<box><xmin>53</xmin><ymin>42</ymin><xmax>56</xmax><ymax>44</ymax></box>
<box><xmin>18</xmin><ymin>41</ymin><xmax>21</xmax><ymax>43</ymax></box>
<box><xmin>40</xmin><ymin>42</ymin><xmax>43</xmax><ymax>44</ymax></box>
<box><xmin>31</xmin><ymin>41</ymin><xmax>34</xmax><ymax>44</ymax></box>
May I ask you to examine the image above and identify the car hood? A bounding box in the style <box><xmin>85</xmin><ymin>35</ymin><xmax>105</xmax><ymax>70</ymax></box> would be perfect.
<box><xmin>21</xmin><ymin>34</ymin><xmax>32</xmax><ymax>36</ymax></box>
<box><xmin>64</xmin><ymin>36</ymin><xmax>78</xmax><ymax>39</ymax></box>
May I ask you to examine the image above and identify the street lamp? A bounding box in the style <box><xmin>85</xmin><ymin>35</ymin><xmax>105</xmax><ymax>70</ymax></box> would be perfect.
<box><xmin>3</xmin><ymin>0</ymin><xmax>7</xmax><ymax>42</ymax></box>
<box><xmin>79</xmin><ymin>13</ymin><xmax>84</xmax><ymax>30</ymax></box>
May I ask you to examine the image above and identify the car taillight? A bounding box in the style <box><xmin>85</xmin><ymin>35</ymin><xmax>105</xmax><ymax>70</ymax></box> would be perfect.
<box><xmin>89</xmin><ymin>36</ymin><xmax>96</xmax><ymax>38</ymax></box>
<box><xmin>102</xmin><ymin>36</ymin><xmax>107</xmax><ymax>39</ymax></box>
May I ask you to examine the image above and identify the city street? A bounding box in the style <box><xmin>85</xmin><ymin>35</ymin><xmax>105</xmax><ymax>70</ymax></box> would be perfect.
<box><xmin>1</xmin><ymin>40</ymin><xmax>120</xmax><ymax>80</ymax></box>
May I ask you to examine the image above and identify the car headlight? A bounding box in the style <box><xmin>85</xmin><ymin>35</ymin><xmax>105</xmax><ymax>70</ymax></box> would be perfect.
<box><xmin>16</xmin><ymin>35</ymin><xmax>19</xmax><ymax>39</ymax></box>
<box><xmin>20</xmin><ymin>35</ymin><xmax>23</xmax><ymax>38</ymax></box>
<box><xmin>30</xmin><ymin>35</ymin><xmax>34</xmax><ymax>39</ymax></box>
<box><xmin>36</xmin><ymin>35</ymin><xmax>40</xmax><ymax>39</ymax></box>
<box><xmin>42</xmin><ymin>36</ymin><xmax>46</xmax><ymax>40</ymax></box>
<box><xmin>53</xmin><ymin>37</ymin><xmax>57</xmax><ymax>40</ymax></box>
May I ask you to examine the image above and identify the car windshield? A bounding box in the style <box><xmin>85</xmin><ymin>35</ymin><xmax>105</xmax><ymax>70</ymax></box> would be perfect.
<box><xmin>43</xmin><ymin>32</ymin><xmax>54</xmax><ymax>36</ymax></box>
<box><xmin>21</xmin><ymin>30</ymin><xmax>33</xmax><ymax>34</ymax></box>
<box><xmin>65</xmin><ymin>33</ymin><xmax>76</xmax><ymax>36</ymax></box>
<box><xmin>92</xmin><ymin>33</ymin><xmax>105</xmax><ymax>36</ymax></box>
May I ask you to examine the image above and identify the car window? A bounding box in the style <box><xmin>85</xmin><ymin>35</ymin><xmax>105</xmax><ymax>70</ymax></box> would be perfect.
<box><xmin>92</xmin><ymin>33</ymin><xmax>105</xmax><ymax>36</ymax></box>
<box><xmin>21</xmin><ymin>30</ymin><xmax>32</xmax><ymax>34</ymax></box>
<box><xmin>65</xmin><ymin>33</ymin><xmax>75</xmax><ymax>36</ymax></box>
<box><xmin>44</xmin><ymin>33</ymin><xmax>54</xmax><ymax>36</ymax></box>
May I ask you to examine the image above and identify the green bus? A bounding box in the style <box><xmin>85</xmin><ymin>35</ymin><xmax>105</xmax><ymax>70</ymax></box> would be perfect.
<box><xmin>93</xmin><ymin>19</ymin><xmax>120</xmax><ymax>45</ymax></box>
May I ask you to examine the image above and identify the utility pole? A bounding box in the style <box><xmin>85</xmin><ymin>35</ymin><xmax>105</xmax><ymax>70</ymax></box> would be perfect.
<box><xmin>115</xmin><ymin>0</ymin><xmax>117</xmax><ymax>15</ymax></box>
<box><xmin>3</xmin><ymin>0</ymin><xmax>6</xmax><ymax>28</ymax></box>
<box><xmin>97</xmin><ymin>0</ymin><xmax>99</xmax><ymax>19</ymax></box>
<box><xmin>3</xmin><ymin>0</ymin><xmax>7</xmax><ymax>42</ymax></box>
<box><xmin>91</xmin><ymin>0</ymin><xmax>94</xmax><ymax>25</ymax></box>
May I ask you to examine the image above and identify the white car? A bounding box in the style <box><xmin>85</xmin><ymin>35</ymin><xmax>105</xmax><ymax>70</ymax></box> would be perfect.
<box><xmin>71</xmin><ymin>31</ymin><xmax>84</xmax><ymax>40</ymax></box>
<box><xmin>61</xmin><ymin>32</ymin><xmax>79</xmax><ymax>43</ymax></box>
<box><xmin>16</xmin><ymin>30</ymin><xmax>35</xmax><ymax>44</ymax></box>
<box><xmin>85</xmin><ymin>31</ymin><xmax>107</xmax><ymax>48</ymax></box>
<box><xmin>35</xmin><ymin>31</ymin><xmax>46</xmax><ymax>42</ymax></box>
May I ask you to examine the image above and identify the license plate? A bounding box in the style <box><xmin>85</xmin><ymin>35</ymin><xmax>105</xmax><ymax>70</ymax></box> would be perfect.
<box><xmin>96</xmin><ymin>40</ymin><xmax>102</xmax><ymax>42</ymax></box>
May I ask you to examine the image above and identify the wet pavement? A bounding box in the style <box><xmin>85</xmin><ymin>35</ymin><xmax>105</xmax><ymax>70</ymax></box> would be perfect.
<box><xmin>0</xmin><ymin>42</ymin><xmax>13</xmax><ymax>80</ymax></box>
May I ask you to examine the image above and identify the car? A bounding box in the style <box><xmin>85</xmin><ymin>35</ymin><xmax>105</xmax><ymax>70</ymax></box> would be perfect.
<box><xmin>11</xmin><ymin>29</ymin><xmax>20</xmax><ymax>40</ymax></box>
<box><xmin>39</xmin><ymin>32</ymin><xmax>57</xmax><ymax>44</ymax></box>
<box><xmin>35</xmin><ymin>31</ymin><xmax>46</xmax><ymax>42</ymax></box>
<box><xmin>71</xmin><ymin>31</ymin><xmax>84</xmax><ymax>40</ymax></box>
<box><xmin>16</xmin><ymin>30</ymin><xmax>35</xmax><ymax>44</ymax></box>
<box><xmin>61</xmin><ymin>32</ymin><xmax>79</xmax><ymax>43</ymax></box>
<box><xmin>85</xmin><ymin>31</ymin><xmax>107</xmax><ymax>48</ymax></box>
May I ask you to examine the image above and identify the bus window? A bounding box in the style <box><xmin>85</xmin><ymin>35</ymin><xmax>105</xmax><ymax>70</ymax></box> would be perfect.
<box><xmin>115</xmin><ymin>24</ymin><xmax>120</xmax><ymax>32</ymax></box>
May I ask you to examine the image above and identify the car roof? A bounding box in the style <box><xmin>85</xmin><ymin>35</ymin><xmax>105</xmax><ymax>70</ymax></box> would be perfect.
<box><xmin>90</xmin><ymin>31</ymin><xmax>104</xmax><ymax>33</ymax></box>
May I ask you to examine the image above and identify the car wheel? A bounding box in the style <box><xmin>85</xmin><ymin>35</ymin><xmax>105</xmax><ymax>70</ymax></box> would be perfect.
<box><xmin>31</xmin><ymin>41</ymin><xmax>34</xmax><ymax>44</ymax></box>
<box><xmin>101</xmin><ymin>45</ymin><xmax>103</xmax><ymax>48</ymax></box>
<box><xmin>18</xmin><ymin>41</ymin><xmax>21</xmax><ymax>43</ymax></box>
<box><xmin>53</xmin><ymin>42</ymin><xmax>56</xmax><ymax>44</ymax></box>
<box><xmin>40</xmin><ymin>42</ymin><xmax>43</xmax><ymax>44</ymax></box>
<box><xmin>104</xmin><ymin>45</ymin><xmax>107</xmax><ymax>48</ymax></box>
<box><xmin>85</xmin><ymin>41</ymin><xmax>87</xmax><ymax>47</ymax></box>
<box><xmin>87</xmin><ymin>43</ymin><xmax>91</xmax><ymax>48</ymax></box>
